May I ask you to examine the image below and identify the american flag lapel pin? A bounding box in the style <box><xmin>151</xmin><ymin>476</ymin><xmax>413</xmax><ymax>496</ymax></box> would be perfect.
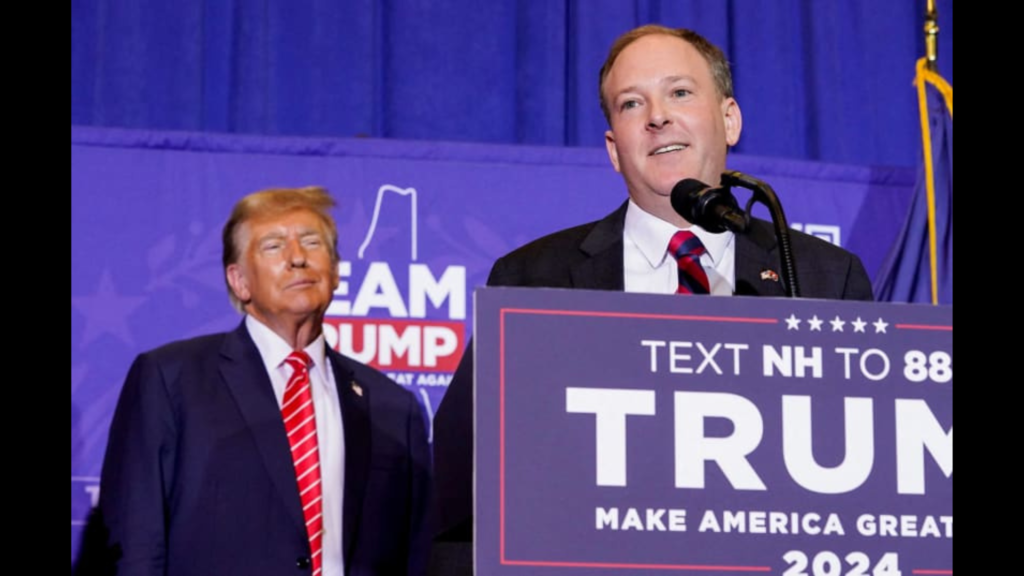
<box><xmin>351</xmin><ymin>381</ymin><xmax>363</xmax><ymax>397</ymax></box>
<box><xmin>760</xmin><ymin>269</ymin><xmax>780</xmax><ymax>282</ymax></box>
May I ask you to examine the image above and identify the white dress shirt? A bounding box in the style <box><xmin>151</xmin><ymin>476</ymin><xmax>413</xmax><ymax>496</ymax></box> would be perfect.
<box><xmin>246</xmin><ymin>314</ymin><xmax>345</xmax><ymax>576</ymax></box>
<box><xmin>623</xmin><ymin>199</ymin><xmax>735</xmax><ymax>296</ymax></box>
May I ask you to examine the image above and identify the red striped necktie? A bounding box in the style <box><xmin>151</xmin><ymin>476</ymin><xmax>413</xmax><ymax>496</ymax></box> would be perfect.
<box><xmin>668</xmin><ymin>230</ymin><xmax>711</xmax><ymax>295</ymax></box>
<box><xmin>282</xmin><ymin>351</ymin><xmax>324</xmax><ymax>575</ymax></box>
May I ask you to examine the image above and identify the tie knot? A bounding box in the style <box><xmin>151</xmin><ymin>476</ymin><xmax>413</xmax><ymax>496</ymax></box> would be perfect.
<box><xmin>284</xmin><ymin>350</ymin><xmax>312</xmax><ymax>372</ymax></box>
<box><xmin>667</xmin><ymin>230</ymin><xmax>710</xmax><ymax>295</ymax></box>
<box><xmin>668</xmin><ymin>230</ymin><xmax>706</xmax><ymax>261</ymax></box>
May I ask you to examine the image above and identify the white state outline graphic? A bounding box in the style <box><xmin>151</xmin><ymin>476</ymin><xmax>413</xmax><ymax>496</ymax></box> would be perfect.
<box><xmin>357</xmin><ymin>185</ymin><xmax>418</xmax><ymax>261</ymax></box>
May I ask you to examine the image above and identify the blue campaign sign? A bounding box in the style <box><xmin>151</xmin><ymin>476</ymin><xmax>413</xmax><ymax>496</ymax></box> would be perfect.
<box><xmin>474</xmin><ymin>287</ymin><xmax>951</xmax><ymax>576</ymax></box>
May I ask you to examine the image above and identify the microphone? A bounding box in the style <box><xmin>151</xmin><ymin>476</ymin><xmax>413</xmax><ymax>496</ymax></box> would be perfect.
<box><xmin>718</xmin><ymin>170</ymin><xmax>801</xmax><ymax>298</ymax></box>
<box><xmin>670</xmin><ymin>178</ymin><xmax>749</xmax><ymax>234</ymax></box>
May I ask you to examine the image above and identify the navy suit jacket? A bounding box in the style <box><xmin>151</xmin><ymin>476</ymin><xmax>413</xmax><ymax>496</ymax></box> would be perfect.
<box><xmin>431</xmin><ymin>201</ymin><xmax>873</xmax><ymax>548</ymax></box>
<box><xmin>96</xmin><ymin>321</ymin><xmax>431</xmax><ymax>576</ymax></box>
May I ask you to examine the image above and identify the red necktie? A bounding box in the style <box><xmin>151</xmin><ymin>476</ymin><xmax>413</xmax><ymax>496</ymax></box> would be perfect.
<box><xmin>282</xmin><ymin>351</ymin><xmax>324</xmax><ymax>575</ymax></box>
<box><xmin>668</xmin><ymin>230</ymin><xmax>711</xmax><ymax>295</ymax></box>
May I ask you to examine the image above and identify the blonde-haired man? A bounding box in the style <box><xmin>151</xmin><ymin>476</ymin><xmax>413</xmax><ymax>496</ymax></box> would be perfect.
<box><xmin>98</xmin><ymin>187</ymin><xmax>431</xmax><ymax>576</ymax></box>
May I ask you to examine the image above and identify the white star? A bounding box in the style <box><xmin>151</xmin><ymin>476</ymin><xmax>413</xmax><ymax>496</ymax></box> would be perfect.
<box><xmin>785</xmin><ymin>314</ymin><xmax>801</xmax><ymax>330</ymax></box>
<box><xmin>851</xmin><ymin>317</ymin><xmax>867</xmax><ymax>333</ymax></box>
<box><xmin>873</xmin><ymin>318</ymin><xmax>889</xmax><ymax>334</ymax></box>
<box><xmin>830</xmin><ymin>316</ymin><xmax>846</xmax><ymax>332</ymax></box>
<box><xmin>808</xmin><ymin>315</ymin><xmax>824</xmax><ymax>331</ymax></box>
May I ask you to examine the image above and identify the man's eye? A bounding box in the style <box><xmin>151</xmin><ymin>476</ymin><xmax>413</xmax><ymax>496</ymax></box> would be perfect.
<box><xmin>302</xmin><ymin>237</ymin><xmax>323</xmax><ymax>248</ymax></box>
<box><xmin>672</xmin><ymin>89</ymin><xmax>691</xmax><ymax>98</ymax></box>
<box><xmin>261</xmin><ymin>241</ymin><xmax>284</xmax><ymax>252</ymax></box>
<box><xmin>620</xmin><ymin>100</ymin><xmax>639</xmax><ymax>111</ymax></box>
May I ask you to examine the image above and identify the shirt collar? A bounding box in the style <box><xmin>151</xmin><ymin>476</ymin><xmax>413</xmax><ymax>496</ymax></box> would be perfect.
<box><xmin>245</xmin><ymin>314</ymin><xmax>329</xmax><ymax>381</ymax></box>
<box><xmin>624</xmin><ymin>199</ymin><xmax>733</xmax><ymax>268</ymax></box>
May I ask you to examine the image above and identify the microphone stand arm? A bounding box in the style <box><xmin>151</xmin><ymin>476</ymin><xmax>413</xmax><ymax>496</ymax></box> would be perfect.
<box><xmin>721</xmin><ymin>171</ymin><xmax>801</xmax><ymax>298</ymax></box>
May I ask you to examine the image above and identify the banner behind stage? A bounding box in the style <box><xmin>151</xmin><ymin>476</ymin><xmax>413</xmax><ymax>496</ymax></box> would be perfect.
<box><xmin>70</xmin><ymin>126</ymin><xmax>915</xmax><ymax>561</ymax></box>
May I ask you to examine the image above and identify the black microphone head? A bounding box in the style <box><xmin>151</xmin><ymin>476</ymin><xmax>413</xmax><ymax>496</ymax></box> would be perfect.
<box><xmin>670</xmin><ymin>178</ymin><xmax>712</xmax><ymax>226</ymax></box>
<box><xmin>674</xmin><ymin>178</ymin><xmax>709</xmax><ymax>196</ymax></box>
<box><xmin>670</xmin><ymin>177</ymin><xmax>747</xmax><ymax>233</ymax></box>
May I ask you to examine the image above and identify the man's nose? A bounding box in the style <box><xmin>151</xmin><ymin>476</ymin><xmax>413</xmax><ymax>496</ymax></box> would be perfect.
<box><xmin>647</xmin><ymin>100</ymin><xmax>670</xmax><ymax>130</ymax></box>
<box><xmin>287</xmin><ymin>240</ymin><xmax>308</xmax><ymax>267</ymax></box>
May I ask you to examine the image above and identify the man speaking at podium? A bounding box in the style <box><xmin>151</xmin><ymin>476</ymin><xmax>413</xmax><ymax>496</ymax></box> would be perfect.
<box><xmin>429</xmin><ymin>24</ymin><xmax>873</xmax><ymax>574</ymax></box>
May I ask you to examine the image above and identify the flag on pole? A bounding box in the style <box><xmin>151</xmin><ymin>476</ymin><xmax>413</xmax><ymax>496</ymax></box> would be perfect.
<box><xmin>873</xmin><ymin>58</ymin><xmax>952</xmax><ymax>305</ymax></box>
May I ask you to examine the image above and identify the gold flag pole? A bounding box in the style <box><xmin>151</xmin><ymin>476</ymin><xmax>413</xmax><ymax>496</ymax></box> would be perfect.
<box><xmin>916</xmin><ymin>0</ymin><xmax>951</xmax><ymax>304</ymax></box>
<box><xmin>924</xmin><ymin>0</ymin><xmax>939</xmax><ymax>71</ymax></box>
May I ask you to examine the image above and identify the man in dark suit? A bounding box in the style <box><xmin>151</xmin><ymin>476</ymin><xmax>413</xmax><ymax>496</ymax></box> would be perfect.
<box><xmin>94</xmin><ymin>187</ymin><xmax>431</xmax><ymax>576</ymax></box>
<box><xmin>428</xmin><ymin>24</ymin><xmax>873</xmax><ymax>574</ymax></box>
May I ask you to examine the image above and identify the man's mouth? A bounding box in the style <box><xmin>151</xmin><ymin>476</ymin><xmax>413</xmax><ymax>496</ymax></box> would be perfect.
<box><xmin>650</xmin><ymin>144</ymin><xmax>687</xmax><ymax>156</ymax></box>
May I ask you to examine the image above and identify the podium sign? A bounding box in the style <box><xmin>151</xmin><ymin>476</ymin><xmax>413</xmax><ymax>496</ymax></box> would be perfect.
<box><xmin>474</xmin><ymin>287</ymin><xmax>952</xmax><ymax>575</ymax></box>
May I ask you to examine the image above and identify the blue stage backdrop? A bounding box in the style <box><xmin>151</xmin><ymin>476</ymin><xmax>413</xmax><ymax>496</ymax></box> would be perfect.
<box><xmin>70</xmin><ymin>126</ymin><xmax>915</xmax><ymax>562</ymax></box>
<box><xmin>71</xmin><ymin>0</ymin><xmax>953</xmax><ymax>170</ymax></box>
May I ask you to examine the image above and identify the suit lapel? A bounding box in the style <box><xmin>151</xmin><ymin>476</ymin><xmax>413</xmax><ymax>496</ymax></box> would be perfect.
<box><xmin>735</xmin><ymin>218</ymin><xmax>788</xmax><ymax>298</ymax></box>
<box><xmin>218</xmin><ymin>322</ymin><xmax>308</xmax><ymax>534</ymax></box>
<box><xmin>570</xmin><ymin>202</ymin><xmax>627</xmax><ymax>290</ymax></box>
<box><xmin>327</xmin><ymin>349</ymin><xmax>371</xmax><ymax>568</ymax></box>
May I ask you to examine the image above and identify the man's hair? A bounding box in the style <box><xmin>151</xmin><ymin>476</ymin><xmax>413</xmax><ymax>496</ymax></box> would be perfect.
<box><xmin>598</xmin><ymin>24</ymin><xmax>734</xmax><ymax>124</ymax></box>
<box><xmin>222</xmin><ymin>186</ymin><xmax>339</xmax><ymax>310</ymax></box>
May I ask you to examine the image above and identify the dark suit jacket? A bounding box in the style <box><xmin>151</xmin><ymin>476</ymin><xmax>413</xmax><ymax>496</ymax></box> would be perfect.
<box><xmin>484</xmin><ymin>201</ymin><xmax>873</xmax><ymax>299</ymax></box>
<box><xmin>429</xmin><ymin>202</ymin><xmax>873</xmax><ymax>567</ymax></box>
<box><xmin>94</xmin><ymin>321</ymin><xmax>431</xmax><ymax>576</ymax></box>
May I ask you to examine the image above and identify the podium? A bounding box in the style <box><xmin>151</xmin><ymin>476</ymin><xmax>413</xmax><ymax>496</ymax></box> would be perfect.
<box><xmin>473</xmin><ymin>287</ymin><xmax>952</xmax><ymax>575</ymax></box>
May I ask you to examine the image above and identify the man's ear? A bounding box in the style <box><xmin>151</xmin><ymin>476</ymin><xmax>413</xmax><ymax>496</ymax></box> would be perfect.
<box><xmin>226</xmin><ymin>264</ymin><xmax>251</xmax><ymax>304</ymax></box>
<box><xmin>722</xmin><ymin>98</ymin><xmax>743</xmax><ymax>146</ymax></box>
<box><xmin>605</xmin><ymin>130</ymin><xmax>622</xmax><ymax>173</ymax></box>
